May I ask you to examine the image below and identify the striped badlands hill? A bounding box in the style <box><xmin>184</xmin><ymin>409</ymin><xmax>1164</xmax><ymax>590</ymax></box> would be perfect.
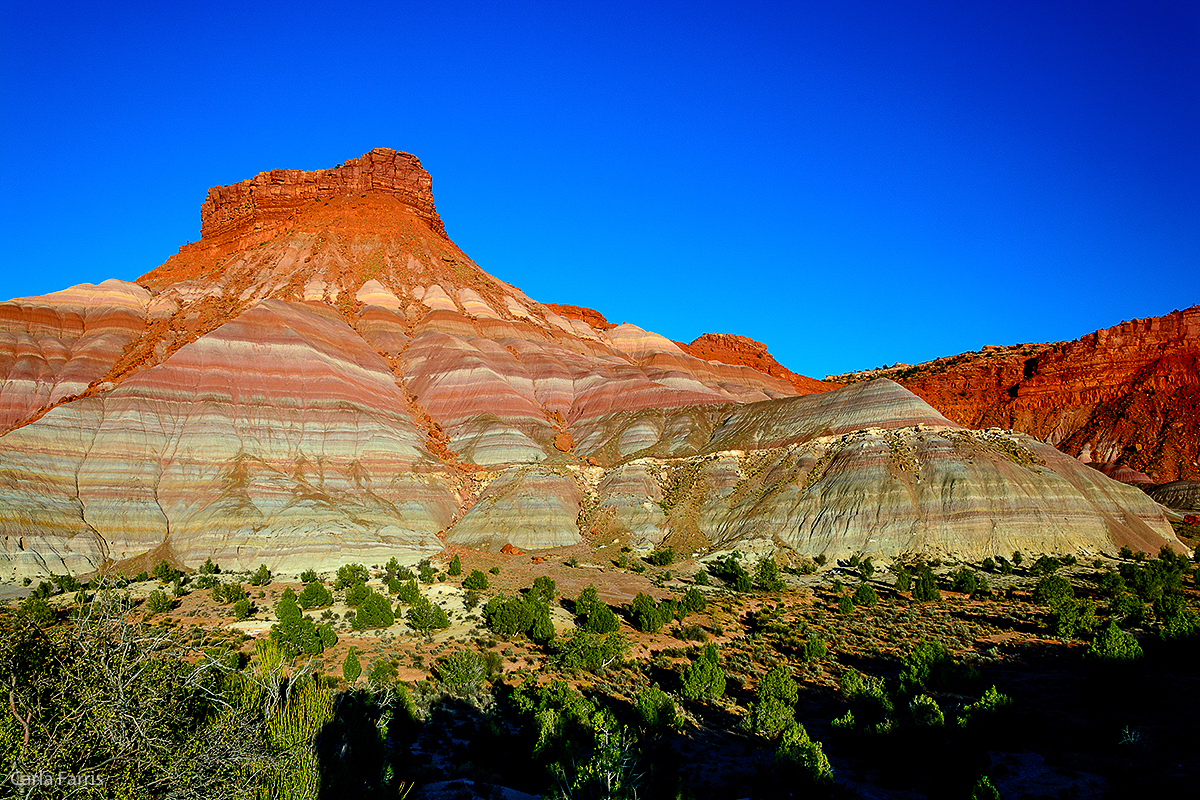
<box><xmin>0</xmin><ymin>150</ymin><xmax>1181</xmax><ymax>578</ymax></box>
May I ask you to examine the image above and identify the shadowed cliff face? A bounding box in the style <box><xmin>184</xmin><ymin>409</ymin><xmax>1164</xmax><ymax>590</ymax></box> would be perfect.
<box><xmin>0</xmin><ymin>150</ymin><xmax>1182</xmax><ymax>578</ymax></box>
<box><xmin>831</xmin><ymin>307</ymin><xmax>1200</xmax><ymax>483</ymax></box>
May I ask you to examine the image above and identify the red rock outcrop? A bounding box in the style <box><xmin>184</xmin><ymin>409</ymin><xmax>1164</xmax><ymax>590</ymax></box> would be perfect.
<box><xmin>544</xmin><ymin>304</ymin><xmax>617</xmax><ymax>331</ymax></box>
<box><xmin>200</xmin><ymin>148</ymin><xmax>446</xmax><ymax>242</ymax></box>
<box><xmin>831</xmin><ymin>308</ymin><xmax>1200</xmax><ymax>483</ymax></box>
<box><xmin>676</xmin><ymin>333</ymin><xmax>834</xmax><ymax>395</ymax></box>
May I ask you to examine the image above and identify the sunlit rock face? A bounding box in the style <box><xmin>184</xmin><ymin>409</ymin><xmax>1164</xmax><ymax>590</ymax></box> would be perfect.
<box><xmin>0</xmin><ymin>149</ymin><xmax>1183</xmax><ymax>578</ymax></box>
<box><xmin>832</xmin><ymin>307</ymin><xmax>1200</xmax><ymax>483</ymax></box>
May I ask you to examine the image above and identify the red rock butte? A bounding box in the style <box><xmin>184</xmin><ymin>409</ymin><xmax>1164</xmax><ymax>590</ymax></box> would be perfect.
<box><xmin>0</xmin><ymin>149</ymin><xmax>1184</xmax><ymax>579</ymax></box>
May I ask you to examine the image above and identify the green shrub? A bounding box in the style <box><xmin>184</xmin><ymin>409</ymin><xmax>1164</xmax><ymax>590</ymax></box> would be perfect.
<box><xmin>233</xmin><ymin>598</ymin><xmax>252</xmax><ymax>621</ymax></box>
<box><xmin>576</xmin><ymin>584</ymin><xmax>599</xmax><ymax>617</ymax></box>
<box><xmin>802</xmin><ymin>636</ymin><xmax>828</xmax><ymax>661</ymax></box>
<box><xmin>957</xmin><ymin>685</ymin><xmax>1012</xmax><ymax>728</ymax></box>
<box><xmin>368</xmin><ymin>659</ymin><xmax>398</xmax><ymax>689</ymax></box>
<box><xmin>134</xmin><ymin>571</ymin><xmax>149</xmax><ymax>583</ymax></box>
<box><xmin>484</xmin><ymin>595</ymin><xmax>534</xmax><ymax>637</ymax></box>
<box><xmin>710</xmin><ymin>555</ymin><xmax>752</xmax><ymax>591</ymax></box>
<box><xmin>145</xmin><ymin>590</ymin><xmax>172</xmax><ymax>615</ymax></box>
<box><xmin>1033</xmin><ymin>574</ymin><xmax>1074</xmax><ymax>605</ymax></box>
<box><xmin>462</xmin><ymin>569</ymin><xmax>490</xmax><ymax>590</ymax></box>
<box><xmin>1155</xmin><ymin>593</ymin><xmax>1199</xmax><ymax>639</ymax></box>
<box><xmin>980</xmin><ymin>557</ymin><xmax>997</xmax><ymax>573</ymax></box>
<box><xmin>395</xmin><ymin>579</ymin><xmax>420</xmax><ymax>604</ymax></box>
<box><xmin>344</xmin><ymin>582</ymin><xmax>369</xmax><ymax>607</ymax></box>
<box><xmin>693</xmin><ymin>571</ymin><xmax>710</xmax><ymax>586</ymax></box>
<box><xmin>335</xmin><ymin>563</ymin><xmax>370</xmax><ymax>589</ymax></box>
<box><xmin>528</xmin><ymin>602</ymin><xmax>556</xmax><ymax>645</ymax></box>
<box><xmin>970</xmin><ymin>776</ymin><xmax>1001</xmax><ymax>800</ymax></box>
<box><xmin>406</xmin><ymin>596</ymin><xmax>450</xmax><ymax>635</ymax></box>
<box><xmin>899</xmin><ymin>639</ymin><xmax>964</xmax><ymax>693</ymax></box>
<box><xmin>909</xmin><ymin>693</ymin><xmax>944</xmax><ymax>727</ymax></box>
<box><xmin>342</xmin><ymin>648</ymin><xmax>362</xmax><ymax>682</ymax></box>
<box><xmin>682</xmin><ymin>587</ymin><xmax>707</xmax><ymax>613</ymax></box>
<box><xmin>418</xmin><ymin>560</ymin><xmax>436</xmax><ymax>583</ymax></box>
<box><xmin>635</xmin><ymin>685</ymin><xmax>677</xmax><ymax>732</ymax></box>
<box><xmin>755</xmin><ymin>558</ymin><xmax>786</xmax><ymax>591</ymax></box>
<box><xmin>1012</xmin><ymin>550</ymin><xmax>1023</xmax><ymax>567</ymax></box>
<box><xmin>912</xmin><ymin>565</ymin><xmax>940</xmax><ymax>602</ymax></box>
<box><xmin>776</xmin><ymin>721</ymin><xmax>833</xmax><ymax>784</ymax></box>
<box><xmin>1086</xmin><ymin>620</ymin><xmax>1142</xmax><ymax>662</ymax></box>
<box><xmin>858</xmin><ymin>557</ymin><xmax>875</xmax><ymax>580</ymax></box>
<box><xmin>489</xmin><ymin>566</ymin><xmax>500</xmax><ymax>575</ymax></box>
<box><xmin>19</xmin><ymin>595</ymin><xmax>54</xmax><ymax>625</ymax></box>
<box><xmin>552</xmin><ymin>630</ymin><xmax>630</xmax><ymax>672</ymax></box>
<box><xmin>894</xmin><ymin>568</ymin><xmax>912</xmax><ymax>592</ymax></box>
<box><xmin>152</xmin><ymin>560</ymin><xmax>179</xmax><ymax>583</ymax></box>
<box><xmin>530</xmin><ymin>575</ymin><xmax>557</xmax><ymax>602</ymax></box>
<box><xmin>434</xmin><ymin>649</ymin><xmax>488</xmax><ymax>697</ymax></box>
<box><xmin>248</xmin><ymin>564</ymin><xmax>272</xmax><ymax>586</ymax></box>
<box><xmin>297</xmin><ymin>581</ymin><xmax>333</xmax><ymax>609</ymax></box>
<box><xmin>852</xmin><ymin>583</ymin><xmax>878</xmax><ymax>607</ymax></box>
<box><xmin>1110</xmin><ymin>591</ymin><xmax>1145</xmax><ymax>626</ymax></box>
<box><xmin>299</xmin><ymin>568</ymin><xmax>318</xmax><ymax>583</ymax></box>
<box><xmin>747</xmin><ymin>664</ymin><xmax>798</xmax><ymax>739</ymax></box>
<box><xmin>950</xmin><ymin>567</ymin><xmax>979</xmax><ymax>595</ymax></box>
<box><xmin>210</xmin><ymin>581</ymin><xmax>246</xmax><ymax>604</ymax></box>
<box><xmin>584</xmin><ymin>602</ymin><xmax>620</xmax><ymax>634</ymax></box>
<box><xmin>647</xmin><ymin>547</ymin><xmax>675</xmax><ymax>566</ymax></box>
<box><xmin>447</xmin><ymin>554</ymin><xmax>463</xmax><ymax>576</ymax></box>
<box><xmin>631</xmin><ymin>592</ymin><xmax>663</xmax><ymax>633</ymax></box>
<box><xmin>1048</xmin><ymin>596</ymin><xmax>1097</xmax><ymax>637</ymax></box>
<box><xmin>680</xmin><ymin>644</ymin><xmax>725</xmax><ymax>702</ymax></box>
<box><xmin>199</xmin><ymin>557</ymin><xmax>219</xmax><ymax>575</ymax></box>
<box><xmin>271</xmin><ymin>589</ymin><xmax>337</xmax><ymax>654</ymax></box>
<box><xmin>837</xmin><ymin>594</ymin><xmax>854</xmax><ymax>615</ymax></box>
<box><xmin>353</xmin><ymin>590</ymin><xmax>395</xmax><ymax>630</ymax></box>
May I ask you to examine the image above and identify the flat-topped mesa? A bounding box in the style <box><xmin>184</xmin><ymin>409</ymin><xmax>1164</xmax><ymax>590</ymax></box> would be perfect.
<box><xmin>198</xmin><ymin>148</ymin><xmax>447</xmax><ymax>240</ymax></box>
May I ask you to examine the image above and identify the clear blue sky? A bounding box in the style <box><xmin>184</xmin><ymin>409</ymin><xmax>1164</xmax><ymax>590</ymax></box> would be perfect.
<box><xmin>2</xmin><ymin>1</ymin><xmax>1197</xmax><ymax>378</ymax></box>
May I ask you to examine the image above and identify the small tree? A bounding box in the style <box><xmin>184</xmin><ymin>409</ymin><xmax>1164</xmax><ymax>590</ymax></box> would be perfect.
<box><xmin>342</xmin><ymin>647</ymin><xmax>362</xmax><ymax>683</ymax></box>
<box><xmin>353</xmin><ymin>590</ymin><xmax>395</xmax><ymax>630</ymax></box>
<box><xmin>852</xmin><ymin>583</ymin><xmax>878</xmax><ymax>607</ymax></box>
<box><xmin>447</xmin><ymin>554</ymin><xmax>463</xmax><ymax>576</ymax></box>
<box><xmin>298</xmin><ymin>581</ymin><xmax>334</xmax><ymax>609</ymax></box>
<box><xmin>395</xmin><ymin>579</ymin><xmax>420</xmax><ymax>604</ymax></box>
<box><xmin>299</xmin><ymin>569</ymin><xmax>318</xmax><ymax>583</ymax></box>
<box><xmin>1086</xmin><ymin>620</ymin><xmax>1143</xmax><ymax>662</ymax></box>
<box><xmin>635</xmin><ymin>686</ymin><xmax>677</xmax><ymax>732</ymax></box>
<box><xmin>344</xmin><ymin>582</ymin><xmax>369</xmax><ymax>607</ymax></box>
<box><xmin>747</xmin><ymin>664</ymin><xmax>798</xmax><ymax>739</ymax></box>
<box><xmin>682</xmin><ymin>587</ymin><xmax>707</xmax><ymax>614</ymax></box>
<box><xmin>406</xmin><ymin>596</ymin><xmax>450</xmax><ymax>636</ymax></box>
<box><xmin>418</xmin><ymin>559</ymin><xmax>436</xmax><ymax>584</ymax></box>
<box><xmin>248</xmin><ymin>564</ymin><xmax>272</xmax><ymax>586</ymax></box>
<box><xmin>152</xmin><ymin>560</ymin><xmax>178</xmax><ymax>584</ymax></box>
<box><xmin>837</xmin><ymin>594</ymin><xmax>854</xmax><ymax>615</ymax></box>
<box><xmin>434</xmin><ymin>649</ymin><xmax>488</xmax><ymax>697</ymax></box>
<box><xmin>462</xmin><ymin>569</ymin><xmax>490</xmax><ymax>590</ymax></box>
<box><xmin>584</xmin><ymin>602</ymin><xmax>620</xmax><ymax>634</ymax></box>
<box><xmin>894</xmin><ymin>568</ymin><xmax>912</xmax><ymax>592</ymax></box>
<box><xmin>145</xmin><ymin>590</ymin><xmax>172</xmax><ymax>615</ymax></box>
<box><xmin>631</xmin><ymin>592</ymin><xmax>663</xmax><ymax>633</ymax></box>
<box><xmin>199</xmin><ymin>557</ymin><xmax>219</xmax><ymax>575</ymax></box>
<box><xmin>912</xmin><ymin>565</ymin><xmax>940</xmax><ymax>602</ymax></box>
<box><xmin>680</xmin><ymin>644</ymin><xmax>725</xmax><ymax>702</ymax></box>
<box><xmin>755</xmin><ymin>558</ymin><xmax>786</xmax><ymax>592</ymax></box>
<box><xmin>233</xmin><ymin>598</ymin><xmax>252</xmax><ymax>621</ymax></box>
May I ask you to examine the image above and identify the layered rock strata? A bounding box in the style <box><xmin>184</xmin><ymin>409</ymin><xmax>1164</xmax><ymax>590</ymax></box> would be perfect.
<box><xmin>0</xmin><ymin>150</ymin><xmax>1183</xmax><ymax>578</ymax></box>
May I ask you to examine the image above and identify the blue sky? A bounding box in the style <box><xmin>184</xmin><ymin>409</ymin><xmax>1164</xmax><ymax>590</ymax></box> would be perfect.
<box><xmin>1</xmin><ymin>1</ymin><xmax>1196</xmax><ymax>378</ymax></box>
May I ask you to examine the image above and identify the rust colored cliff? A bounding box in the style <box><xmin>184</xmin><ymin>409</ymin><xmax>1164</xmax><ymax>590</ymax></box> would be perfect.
<box><xmin>831</xmin><ymin>307</ymin><xmax>1200</xmax><ymax>482</ymax></box>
